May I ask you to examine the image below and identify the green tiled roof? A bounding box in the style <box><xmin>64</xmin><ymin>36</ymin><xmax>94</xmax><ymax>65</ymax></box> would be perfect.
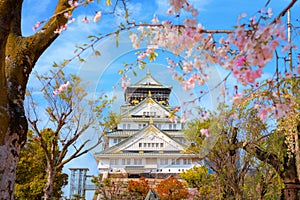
<box><xmin>94</xmin><ymin>152</ymin><xmax>197</xmax><ymax>158</ymax></box>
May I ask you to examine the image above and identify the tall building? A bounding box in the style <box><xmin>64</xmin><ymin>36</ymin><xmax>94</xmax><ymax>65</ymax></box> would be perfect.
<box><xmin>94</xmin><ymin>70</ymin><xmax>199</xmax><ymax>179</ymax></box>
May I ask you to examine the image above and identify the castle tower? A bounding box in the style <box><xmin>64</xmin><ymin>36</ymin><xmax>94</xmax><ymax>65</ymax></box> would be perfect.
<box><xmin>94</xmin><ymin>71</ymin><xmax>199</xmax><ymax>179</ymax></box>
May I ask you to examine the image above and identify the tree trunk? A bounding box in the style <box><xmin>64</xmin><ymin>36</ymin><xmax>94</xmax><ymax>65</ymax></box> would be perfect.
<box><xmin>44</xmin><ymin>165</ymin><xmax>56</xmax><ymax>200</ymax></box>
<box><xmin>280</xmin><ymin>158</ymin><xmax>300</xmax><ymax>200</ymax></box>
<box><xmin>0</xmin><ymin>102</ymin><xmax>28</xmax><ymax>199</ymax></box>
<box><xmin>0</xmin><ymin>1</ymin><xmax>70</xmax><ymax>198</ymax></box>
<box><xmin>281</xmin><ymin>183</ymin><xmax>300</xmax><ymax>200</ymax></box>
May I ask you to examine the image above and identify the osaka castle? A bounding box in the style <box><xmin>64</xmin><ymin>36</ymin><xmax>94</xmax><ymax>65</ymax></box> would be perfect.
<box><xmin>94</xmin><ymin>70</ymin><xmax>200</xmax><ymax>179</ymax></box>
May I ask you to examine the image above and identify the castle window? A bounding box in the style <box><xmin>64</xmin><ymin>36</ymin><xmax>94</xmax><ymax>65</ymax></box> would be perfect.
<box><xmin>134</xmin><ymin>159</ymin><xmax>142</xmax><ymax>165</ymax></box>
<box><xmin>183</xmin><ymin>159</ymin><xmax>191</xmax><ymax>165</ymax></box>
<box><xmin>183</xmin><ymin>159</ymin><xmax>187</xmax><ymax>165</ymax></box>
<box><xmin>139</xmin><ymin>143</ymin><xmax>142</xmax><ymax>147</ymax></box>
<box><xmin>110</xmin><ymin>159</ymin><xmax>118</xmax><ymax>165</ymax></box>
<box><xmin>171</xmin><ymin>159</ymin><xmax>175</xmax><ymax>165</ymax></box>
<box><xmin>160</xmin><ymin>143</ymin><xmax>164</xmax><ymax>148</ymax></box>
<box><xmin>160</xmin><ymin>159</ymin><xmax>168</xmax><ymax>165</ymax></box>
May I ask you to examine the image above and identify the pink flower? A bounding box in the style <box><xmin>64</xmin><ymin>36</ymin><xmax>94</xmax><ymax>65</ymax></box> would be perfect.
<box><xmin>200</xmin><ymin>129</ymin><xmax>209</xmax><ymax>137</ymax></box>
<box><xmin>267</xmin><ymin>8</ymin><xmax>273</xmax><ymax>18</ymax></box>
<box><xmin>235</xmin><ymin>56</ymin><xmax>246</xmax><ymax>67</ymax></box>
<box><xmin>258</xmin><ymin>108</ymin><xmax>268</xmax><ymax>120</ymax></box>
<box><xmin>137</xmin><ymin>52</ymin><xmax>147</xmax><ymax>60</ymax></box>
<box><xmin>59</xmin><ymin>81</ymin><xmax>70</xmax><ymax>91</ymax></box>
<box><xmin>68</xmin><ymin>0</ymin><xmax>79</xmax><ymax>7</ymax></box>
<box><xmin>297</xmin><ymin>64</ymin><xmax>300</xmax><ymax>75</ymax></box>
<box><xmin>54</xmin><ymin>24</ymin><xmax>67</xmax><ymax>34</ymax></box>
<box><xmin>121</xmin><ymin>76</ymin><xmax>130</xmax><ymax>90</ymax></box>
<box><xmin>232</xmin><ymin>93</ymin><xmax>243</xmax><ymax>105</ymax></box>
<box><xmin>274</xmin><ymin>104</ymin><xmax>290</xmax><ymax>118</ymax></box>
<box><xmin>33</xmin><ymin>21</ymin><xmax>42</xmax><ymax>31</ymax></box>
<box><xmin>81</xmin><ymin>16</ymin><xmax>90</xmax><ymax>23</ymax></box>
<box><xmin>94</xmin><ymin>11</ymin><xmax>102</xmax><ymax>23</ymax></box>
<box><xmin>182</xmin><ymin>77</ymin><xmax>195</xmax><ymax>91</ymax></box>
<box><xmin>166</xmin><ymin>8</ymin><xmax>173</xmax><ymax>15</ymax></box>
<box><xmin>285</xmin><ymin>71</ymin><xmax>292</xmax><ymax>78</ymax></box>
<box><xmin>151</xmin><ymin>15</ymin><xmax>159</xmax><ymax>24</ymax></box>
<box><xmin>53</xmin><ymin>81</ymin><xmax>70</xmax><ymax>96</ymax></box>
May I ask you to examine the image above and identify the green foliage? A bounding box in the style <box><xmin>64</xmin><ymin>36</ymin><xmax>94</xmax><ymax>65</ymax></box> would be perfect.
<box><xmin>91</xmin><ymin>175</ymin><xmax>127</xmax><ymax>200</ymax></box>
<box><xmin>180</xmin><ymin>166</ymin><xmax>216</xmax><ymax>197</ymax></box>
<box><xmin>25</xmin><ymin>70</ymin><xmax>116</xmax><ymax>199</ymax></box>
<box><xmin>183</xmin><ymin>105</ymin><xmax>283</xmax><ymax>199</ymax></box>
<box><xmin>15</xmin><ymin>131</ymin><xmax>68</xmax><ymax>199</ymax></box>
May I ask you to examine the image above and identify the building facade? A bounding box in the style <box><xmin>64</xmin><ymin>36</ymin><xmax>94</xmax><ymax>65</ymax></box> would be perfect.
<box><xmin>94</xmin><ymin>71</ymin><xmax>199</xmax><ymax>179</ymax></box>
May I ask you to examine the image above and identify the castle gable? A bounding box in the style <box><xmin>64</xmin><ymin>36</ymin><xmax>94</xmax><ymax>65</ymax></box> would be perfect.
<box><xmin>102</xmin><ymin>125</ymin><xmax>185</xmax><ymax>154</ymax></box>
<box><xmin>123</xmin><ymin>97</ymin><xmax>171</xmax><ymax>118</ymax></box>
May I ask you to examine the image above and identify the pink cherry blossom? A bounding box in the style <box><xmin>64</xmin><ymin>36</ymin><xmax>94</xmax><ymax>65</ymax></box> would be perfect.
<box><xmin>121</xmin><ymin>75</ymin><xmax>131</xmax><ymax>90</ymax></box>
<box><xmin>93</xmin><ymin>11</ymin><xmax>102</xmax><ymax>23</ymax></box>
<box><xmin>296</xmin><ymin>64</ymin><xmax>300</xmax><ymax>75</ymax></box>
<box><xmin>235</xmin><ymin>56</ymin><xmax>246</xmax><ymax>67</ymax></box>
<box><xmin>137</xmin><ymin>52</ymin><xmax>147</xmax><ymax>60</ymax></box>
<box><xmin>200</xmin><ymin>128</ymin><xmax>210</xmax><ymax>137</ymax></box>
<box><xmin>232</xmin><ymin>93</ymin><xmax>243</xmax><ymax>105</ymax></box>
<box><xmin>258</xmin><ymin>108</ymin><xmax>268</xmax><ymax>120</ymax></box>
<box><xmin>53</xmin><ymin>81</ymin><xmax>70</xmax><ymax>96</ymax></box>
<box><xmin>166</xmin><ymin>8</ymin><xmax>173</xmax><ymax>15</ymax></box>
<box><xmin>54</xmin><ymin>24</ymin><xmax>67</xmax><ymax>34</ymax></box>
<box><xmin>274</xmin><ymin>103</ymin><xmax>290</xmax><ymax>118</ymax></box>
<box><xmin>33</xmin><ymin>21</ymin><xmax>42</xmax><ymax>31</ymax></box>
<box><xmin>81</xmin><ymin>16</ymin><xmax>90</xmax><ymax>23</ymax></box>
<box><xmin>285</xmin><ymin>71</ymin><xmax>292</xmax><ymax>78</ymax></box>
<box><xmin>70</xmin><ymin>0</ymin><xmax>79</xmax><ymax>7</ymax></box>
<box><xmin>68</xmin><ymin>0</ymin><xmax>78</xmax><ymax>7</ymax></box>
<box><xmin>267</xmin><ymin>8</ymin><xmax>273</xmax><ymax>18</ymax></box>
<box><xmin>151</xmin><ymin>15</ymin><xmax>159</xmax><ymax>24</ymax></box>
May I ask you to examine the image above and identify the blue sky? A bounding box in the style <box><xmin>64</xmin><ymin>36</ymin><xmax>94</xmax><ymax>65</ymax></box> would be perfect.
<box><xmin>21</xmin><ymin>0</ymin><xmax>300</xmax><ymax>198</ymax></box>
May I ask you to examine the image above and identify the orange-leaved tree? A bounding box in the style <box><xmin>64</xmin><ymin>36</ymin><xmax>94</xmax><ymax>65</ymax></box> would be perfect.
<box><xmin>126</xmin><ymin>177</ymin><xmax>150</xmax><ymax>200</ymax></box>
<box><xmin>156</xmin><ymin>176</ymin><xmax>188</xmax><ymax>200</ymax></box>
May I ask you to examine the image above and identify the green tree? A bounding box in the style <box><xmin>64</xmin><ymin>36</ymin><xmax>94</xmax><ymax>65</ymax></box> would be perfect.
<box><xmin>0</xmin><ymin>1</ymin><xmax>298</xmax><ymax>199</ymax></box>
<box><xmin>228</xmin><ymin>78</ymin><xmax>300</xmax><ymax>199</ymax></box>
<box><xmin>184</xmin><ymin>106</ymin><xmax>283</xmax><ymax>199</ymax></box>
<box><xmin>25</xmin><ymin>71</ymin><xmax>114</xmax><ymax>199</ymax></box>
<box><xmin>180</xmin><ymin>166</ymin><xmax>218</xmax><ymax>199</ymax></box>
<box><xmin>14</xmin><ymin>131</ymin><xmax>68</xmax><ymax>200</ymax></box>
<box><xmin>0</xmin><ymin>1</ymin><xmax>71</xmax><ymax>198</ymax></box>
<box><xmin>92</xmin><ymin>175</ymin><xmax>127</xmax><ymax>200</ymax></box>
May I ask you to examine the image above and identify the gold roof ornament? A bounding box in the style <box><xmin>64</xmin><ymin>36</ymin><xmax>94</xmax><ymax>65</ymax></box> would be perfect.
<box><xmin>149</xmin><ymin>117</ymin><xmax>153</xmax><ymax>124</ymax></box>
<box><xmin>148</xmin><ymin>90</ymin><xmax>152</xmax><ymax>97</ymax></box>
